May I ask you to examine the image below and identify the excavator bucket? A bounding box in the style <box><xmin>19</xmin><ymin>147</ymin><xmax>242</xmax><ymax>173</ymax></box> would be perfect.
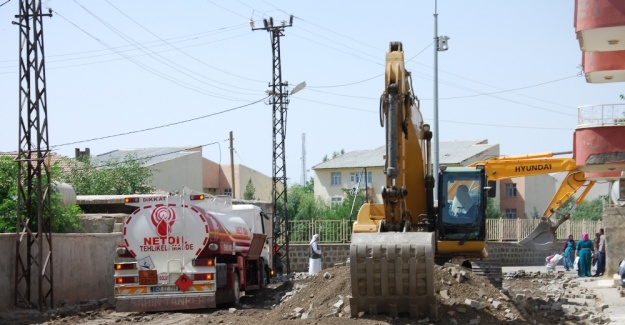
<box><xmin>349</xmin><ymin>232</ymin><xmax>438</xmax><ymax>320</ymax></box>
<box><xmin>518</xmin><ymin>221</ymin><xmax>556</xmax><ymax>251</ymax></box>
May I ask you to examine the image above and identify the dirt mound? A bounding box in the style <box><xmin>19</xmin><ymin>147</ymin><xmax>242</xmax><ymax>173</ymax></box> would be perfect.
<box><xmin>0</xmin><ymin>264</ymin><xmax>605</xmax><ymax>325</ymax></box>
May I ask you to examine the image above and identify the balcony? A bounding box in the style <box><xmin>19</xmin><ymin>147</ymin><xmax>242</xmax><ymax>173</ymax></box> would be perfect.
<box><xmin>573</xmin><ymin>104</ymin><xmax>625</xmax><ymax>180</ymax></box>
<box><xmin>575</xmin><ymin>0</ymin><xmax>625</xmax><ymax>83</ymax></box>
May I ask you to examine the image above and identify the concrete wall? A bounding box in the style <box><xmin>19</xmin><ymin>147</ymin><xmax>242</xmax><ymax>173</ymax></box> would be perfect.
<box><xmin>0</xmin><ymin>229</ymin><xmax>567</xmax><ymax>312</ymax></box>
<box><xmin>603</xmin><ymin>206</ymin><xmax>625</xmax><ymax>275</ymax></box>
<box><xmin>150</xmin><ymin>150</ymin><xmax>203</xmax><ymax>193</ymax></box>
<box><xmin>524</xmin><ymin>175</ymin><xmax>557</xmax><ymax>218</ymax></box>
<box><xmin>287</xmin><ymin>241</ymin><xmax>561</xmax><ymax>273</ymax></box>
<box><xmin>0</xmin><ymin>233</ymin><xmax>122</xmax><ymax>311</ymax></box>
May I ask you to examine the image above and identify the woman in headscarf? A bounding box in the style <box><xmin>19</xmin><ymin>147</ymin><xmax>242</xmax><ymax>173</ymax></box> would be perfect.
<box><xmin>562</xmin><ymin>234</ymin><xmax>576</xmax><ymax>271</ymax></box>
<box><xmin>308</xmin><ymin>234</ymin><xmax>322</xmax><ymax>275</ymax></box>
<box><xmin>576</xmin><ymin>232</ymin><xmax>594</xmax><ymax>277</ymax></box>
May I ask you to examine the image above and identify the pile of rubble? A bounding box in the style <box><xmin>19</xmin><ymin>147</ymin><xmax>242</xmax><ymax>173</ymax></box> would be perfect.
<box><xmin>0</xmin><ymin>264</ymin><xmax>614</xmax><ymax>325</ymax></box>
<box><xmin>262</xmin><ymin>264</ymin><xmax>612</xmax><ymax>325</ymax></box>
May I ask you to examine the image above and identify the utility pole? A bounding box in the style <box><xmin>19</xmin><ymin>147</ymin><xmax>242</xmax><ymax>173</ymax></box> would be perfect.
<box><xmin>433</xmin><ymin>0</ymin><xmax>449</xmax><ymax>197</ymax></box>
<box><xmin>251</xmin><ymin>15</ymin><xmax>294</xmax><ymax>274</ymax></box>
<box><xmin>229</xmin><ymin>131</ymin><xmax>235</xmax><ymax>199</ymax></box>
<box><xmin>301</xmin><ymin>133</ymin><xmax>307</xmax><ymax>185</ymax></box>
<box><xmin>13</xmin><ymin>0</ymin><xmax>54</xmax><ymax>310</ymax></box>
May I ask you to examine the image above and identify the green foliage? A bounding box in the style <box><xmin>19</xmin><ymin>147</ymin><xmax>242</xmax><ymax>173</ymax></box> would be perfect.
<box><xmin>486</xmin><ymin>197</ymin><xmax>503</xmax><ymax>219</ymax></box>
<box><xmin>0</xmin><ymin>157</ymin><xmax>19</xmax><ymax>232</ymax></box>
<box><xmin>570</xmin><ymin>196</ymin><xmax>607</xmax><ymax>221</ymax></box>
<box><xmin>287</xmin><ymin>181</ymin><xmax>326</xmax><ymax>221</ymax></box>
<box><xmin>243</xmin><ymin>178</ymin><xmax>256</xmax><ymax>200</ymax></box>
<box><xmin>0</xmin><ymin>156</ymin><xmax>82</xmax><ymax>233</ymax></box>
<box><xmin>322</xmin><ymin>150</ymin><xmax>346</xmax><ymax>163</ymax></box>
<box><xmin>529</xmin><ymin>207</ymin><xmax>540</xmax><ymax>219</ymax></box>
<box><xmin>61</xmin><ymin>154</ymin><xmax>155</xmax><ymax>195</ymax></box>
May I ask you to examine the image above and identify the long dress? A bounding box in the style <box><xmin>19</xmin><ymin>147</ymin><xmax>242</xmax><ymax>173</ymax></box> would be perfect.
<box><xmin>577</xmin><ymin>239</ymin><xmax>594</xmax><ymax>277</ymax></box>
<box><xmin>562</xmin><ymin>240</ymin><xmax>575</xmax><ymax>270</ymax></box>
<box><xmin>308</xmin><ymin>242</ymin><xmax>322</xmax><ymax>275</ymax></box>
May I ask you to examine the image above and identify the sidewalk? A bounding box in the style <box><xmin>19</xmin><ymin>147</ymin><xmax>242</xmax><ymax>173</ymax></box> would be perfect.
<box><xmin>503</xmin><ymin>265</ymin><xmax>625</xmax><ymax>323</ymax></box>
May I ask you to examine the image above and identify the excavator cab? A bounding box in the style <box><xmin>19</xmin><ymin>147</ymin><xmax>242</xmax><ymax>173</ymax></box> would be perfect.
<box><xmin>436</xmin><ymin>166</ymin><xmax>488</xmax><ymax>254</ymax></box>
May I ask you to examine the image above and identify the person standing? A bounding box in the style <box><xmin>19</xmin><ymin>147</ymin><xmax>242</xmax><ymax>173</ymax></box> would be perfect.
<box><xmin>595</xmin><ymin>228</ymin><xmax>606</xmax><ymax>276</ymax></box>
<box><xmin>562</xmin><ymin>234</ymin><xmax>576</xmax><ymax>271</ymax></box>
<box><xmin>592</xmin><ymin>232</ymin><xmax>601</xmax><ymax>271</ymax></box>
<box><xmin>308</xmin><ymin>234</ymin><xmax>322</xmax><ymax>275</ymax></box>
<box><xmin>576</xmin><ymin>232</ymin><xmax>594</xmax><ymax>277</ymax></box>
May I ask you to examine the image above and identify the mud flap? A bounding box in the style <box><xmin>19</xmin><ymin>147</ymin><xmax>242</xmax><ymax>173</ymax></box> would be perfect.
<box><xmin>518</xmin><ymin>221</ymin><xmax>555</xmax><ymax>251</ymax></box>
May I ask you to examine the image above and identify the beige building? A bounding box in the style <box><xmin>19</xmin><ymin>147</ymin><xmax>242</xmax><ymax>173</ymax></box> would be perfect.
<box><xmin>95</xmin><ymin>146</ymin><xmax>273</xmax><ymax>201</ymax></box>
<box><xmin>498</xmin><ymin>175</ymin><xmax>557</xmax><ymax>219</ymax></box>
<box><xmin>312</xmin><ymin>139</ymin><xmax>558</xmax><ymax>218</ymax></box>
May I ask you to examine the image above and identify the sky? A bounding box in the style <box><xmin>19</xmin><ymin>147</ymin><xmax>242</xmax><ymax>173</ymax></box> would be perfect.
<box><xmin>1</xmin><ymin>1</ymin><xmax>623</xmax><ymax>185</ymax></box>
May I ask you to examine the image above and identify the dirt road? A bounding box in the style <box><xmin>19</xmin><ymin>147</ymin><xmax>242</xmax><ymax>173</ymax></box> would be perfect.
<box><xmin>0</xmin><ymin>264</ymin><xmax>616</xmax><ymax>325</ymax></box>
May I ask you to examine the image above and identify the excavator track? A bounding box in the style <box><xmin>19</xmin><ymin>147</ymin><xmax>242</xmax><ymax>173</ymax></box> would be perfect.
<box><xmin>349</xmin><ymin>232</ymin><xmax>438</xmax><ymax>321</ymax></box>
<box><xmin>468</xmin><ymin>260</ymin><xmax>503</xmax><ymax>288</ymax></box>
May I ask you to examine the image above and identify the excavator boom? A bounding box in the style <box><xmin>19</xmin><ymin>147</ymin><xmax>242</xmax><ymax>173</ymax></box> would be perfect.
<box><xmin>471</xmin><ymin>154</ymin><xmax>595</xmax><ymax>250</ymax></box>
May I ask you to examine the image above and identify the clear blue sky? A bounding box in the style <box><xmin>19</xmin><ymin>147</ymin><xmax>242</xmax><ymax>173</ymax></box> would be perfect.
<box><xmin>1</xmin><ymin>1</ymin><xmax>622</xmax><ymax>184</ymax></box>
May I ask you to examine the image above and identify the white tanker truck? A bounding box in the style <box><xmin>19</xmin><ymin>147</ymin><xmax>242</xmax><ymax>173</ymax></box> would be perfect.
<box><xmin>113</xmin><ymin>187</ymin><xmax>271</xmax><ymax>312</ymax></box>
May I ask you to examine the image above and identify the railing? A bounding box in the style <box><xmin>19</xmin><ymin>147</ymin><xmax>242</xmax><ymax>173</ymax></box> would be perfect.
<box><xmin>578</xmin><ymin>103</ymin><xmax>625</xmax><ymax>128</ymax></box>
<box><xmin>282</xmin><ymin>219</ymin><xmax>604</xmax><ymax>244</ymax></box>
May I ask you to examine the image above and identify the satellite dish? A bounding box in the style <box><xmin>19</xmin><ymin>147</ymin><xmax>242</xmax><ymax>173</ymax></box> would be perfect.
<box><xmin>610</xmin><ymin>179</ymin><xmax>625</xmax><ymax>207</ymax></box>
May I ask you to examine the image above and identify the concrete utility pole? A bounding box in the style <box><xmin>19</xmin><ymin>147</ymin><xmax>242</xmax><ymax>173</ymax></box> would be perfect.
<box><xmin>433</xmin><ymin>0</ymin><xmax>449</xmax><ymax>197</ymax></box>
<box><xmin>13</xmin><ymin>0</ymin><xmax>54</xmax><ymax>310</ymax></box>
<box><xmin>301</xmin><ymin>133</ymin><xmax>307</xmax><ymax>185</ymax></box>
<box><xmin>229</xmin><ymin>131</ymin><xmax>235</xmax><ymax>199</ymax></box>
<box><xmin>251</xmin><ymin>15</ymin><xmax>294</xmax><ymax>274</ymax></box>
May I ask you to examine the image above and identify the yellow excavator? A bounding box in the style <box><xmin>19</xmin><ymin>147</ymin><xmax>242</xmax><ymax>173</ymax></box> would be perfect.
<box><xmin>348</xmin><ymin>42</ymin><xmax>594</xmax><ymax>320</ymax></box>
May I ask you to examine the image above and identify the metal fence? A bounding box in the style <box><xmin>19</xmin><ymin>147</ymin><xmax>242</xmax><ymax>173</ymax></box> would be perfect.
<box><xmin>577</xmin><ymin>103</ymin><xmax>625</xmax><ymax>127</ymax></box>
<box><xmin>283</xmin><ymin>218</ymin><xmax>604</xmax><ymax>244</ymax></box>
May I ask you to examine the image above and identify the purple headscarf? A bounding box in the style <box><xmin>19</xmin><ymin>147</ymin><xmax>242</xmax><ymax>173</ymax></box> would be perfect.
<box><xmin>582</xmin><ymin>232</ymin><xmax>589</xmax><ymax>241</ymax></box>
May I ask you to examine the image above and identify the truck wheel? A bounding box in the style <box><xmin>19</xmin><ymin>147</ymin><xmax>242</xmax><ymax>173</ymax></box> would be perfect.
<box><xmin>232</xmin><ymin>272</ymin><xmax>241</xmax><ymax>307</ymax></box>
<box><xmin>259</xmin><ymin>262</ymin><xmax>267</xmax><ymax>289</ymax></box>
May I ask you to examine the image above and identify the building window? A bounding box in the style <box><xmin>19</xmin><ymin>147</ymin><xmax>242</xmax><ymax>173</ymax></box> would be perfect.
<box><xmin>331</xmin><ymin>197</ymin><xmax>342</xmax><ymax>206</ymax></box>
<box><xmin>331</xmin><ymin>172</ymin><xmax>341</xmax><ymax>186</ymax></box>
<box><xmin>223</xmin><ymin>188</ymin><xmax>232</xmax><ymax>196</ymax></box>
<box><xmin>350</xmin><ymin>172</ymin><xmax>372</xmax><ymax>186</ymax></box>
<box><xmin>505</xmin><ymin>183</ymin><xmax>517</xmax><ymax>197</ymax></box>
<box><xmin>204</xmin><ymin>188</ymin><xmax>218</xmax><ymax>195</ymax></box>
<box><xmin>505</xmin><ymin>208</ymin><xmax>517</xmax><ymax>219</ymax></box>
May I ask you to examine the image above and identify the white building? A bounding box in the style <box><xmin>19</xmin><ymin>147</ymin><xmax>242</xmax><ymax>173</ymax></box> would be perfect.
<box><xmin>312</xmin><ymin>139</ymin><xmax>559</xmax><ymax>218</ymax></box>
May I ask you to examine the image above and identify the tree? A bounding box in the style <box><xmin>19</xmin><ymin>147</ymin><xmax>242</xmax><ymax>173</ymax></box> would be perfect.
<box><xmin>243</xmin><ymin>178</ymin><xmax>256</xmax><ymax>200</ymax></box>
<box><xmin>322</xmin><ymin>149</ymin><xmax>346</xmax><ymax>162</ymax></box>
<box><xmin>486</xmin><ymin>197</ymin><xmax>503</xmax><ymax>219</ymax></box>
<box><xmin>0</xmin><ymin>156</ymin><xmax>82</xmax><ymax>233</ymax></box>
<box><xmin>570</xmin><ymin>196</ymin><xmax>607</xmax><ymax>221</ymax></box>
<box><xmin>61</xmin><ymin>154</ymin><xmax>155</xmax><ymax>195</ymax></box>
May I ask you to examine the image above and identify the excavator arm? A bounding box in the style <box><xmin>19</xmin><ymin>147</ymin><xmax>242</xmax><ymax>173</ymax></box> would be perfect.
<box><xmin>470</xmin><ymin>152</ymin><xmax>595</xmax><ymax>249</ymax></box>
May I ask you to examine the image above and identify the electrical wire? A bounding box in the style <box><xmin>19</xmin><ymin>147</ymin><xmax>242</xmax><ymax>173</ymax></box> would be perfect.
<box><xmin>71</xmin><ymin>1</ymin><xmax>250</xmax><ymax>100</ymax></box>
<box><xmin>106</xmin><ymin>0</ymin><xmax>265</xmax><ymax>89</ymax></box>
<box><xmin>51</xmin><ymin>96</ymin><xmax>268</xmax><ymax>149</ymax></box>
<box><xmin>51</xmin><ymin>8</ymin><xmax>242</xmax><ymax>100</ymax></box>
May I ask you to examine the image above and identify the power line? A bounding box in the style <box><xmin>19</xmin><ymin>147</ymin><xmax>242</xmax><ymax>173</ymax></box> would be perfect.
<box><xmin>51</xmin><ymin>9</ymin><xmax>242</xmax><ymax>100</ymax></box>
<box><xmin>295</xmin><ymin>95</ymin><xmax>574</xmax><ymax>130</ymax></box>
<box><xmin>70</xmin><ymin>1</ymin><xmax>247</xmax><ymax>101</ymax></box>
<box><xmin>51</xmin><ymin>96</ymin><xmax>268</xmax><ymax>148</ymax></box>
<box><xmin>80</xmin><ymin>142</ymin><xmax>225</xmax><ymax>169</ymax></box>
